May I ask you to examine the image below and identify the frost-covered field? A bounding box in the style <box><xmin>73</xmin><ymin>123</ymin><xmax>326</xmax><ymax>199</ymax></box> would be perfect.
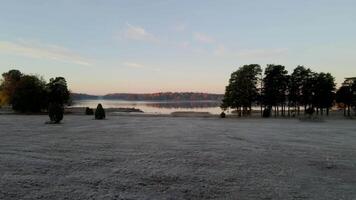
<box><xmin>0</xmin><ymin>115</ymin><xmax>356</xmax><ymax>200</ymax></box>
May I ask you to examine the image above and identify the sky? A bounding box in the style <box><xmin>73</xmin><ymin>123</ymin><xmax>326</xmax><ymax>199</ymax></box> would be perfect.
<box><xmin>0</xmin><ymin>0</ymin><xmax>355</xmax><ymax>95</ymax></box>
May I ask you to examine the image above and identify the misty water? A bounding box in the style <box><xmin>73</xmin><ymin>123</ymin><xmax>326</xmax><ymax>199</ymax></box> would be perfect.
<box><xmin>71</xmin><ymin>99</ymin><xmax>223</xmax><ymax>114</ymax></box>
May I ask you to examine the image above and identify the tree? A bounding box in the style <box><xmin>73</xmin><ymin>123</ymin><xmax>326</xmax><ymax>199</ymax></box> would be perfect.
<box><xmin>221</xmin><ymin>64</ymin><xmax>262</xmax><ymax>116</ymax></box>
<box><xmin>95</xmin><ymin>104</ymin><xmax>106</xmax><ymax>120</ymax></box>
<box><xmin>336</xmin><ymin>85</ymin><xmax>353</xmax><ymax>116</ymax></box>
<box><xmin>262</xmin><ymin>65</ymin><xmax>289</xmax><ymax>117</ymax></box>
<box><xmin>48</xmin><ymin>102</ymin><xmax>64</xmax><ymax>123</ymax></box>
<box><xmin>11</xmin><ymin>75</ymin><xmax>47</xmax><ymax>112</ymax></box>
<box><xmin>352</xmin><ymin>82</ymin><xmax>356</xmax><ymax>115</ymax></box>
<box><xmin>289</xmin><ymin>66</ymin><xmax>312</xmax><ymax>115</ymax></box>
<box><xmin>312</xmin><ymin>73</ymin><xmax>335</xmax><ymax>116</ymax></box>
<box><xmin>47</xmin><ymin>77</ymin><xmax>70</xmax><ymax>105</ymax></box>
<box><xmin>46</xmin><ymin>77</ymin><xmax>70</xmax><ymax>123</ymax></box>
<box><xmin>0</xmin><ymin>69</ymin><xmax>23</xmax><ymax>105</ymax></box>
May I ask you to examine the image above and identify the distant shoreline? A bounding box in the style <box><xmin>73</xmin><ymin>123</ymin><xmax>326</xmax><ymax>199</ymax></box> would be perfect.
<box><xmin>1</xmin><ymin>106</ymin><xmax>353</xmax><ymax>120</ymax></box>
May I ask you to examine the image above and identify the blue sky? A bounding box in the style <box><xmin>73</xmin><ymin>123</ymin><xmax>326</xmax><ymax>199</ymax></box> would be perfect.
<box><xmin>0</xmin><ymin>0</ymin><xmax>355</xmax><ymax>94</ymax></box>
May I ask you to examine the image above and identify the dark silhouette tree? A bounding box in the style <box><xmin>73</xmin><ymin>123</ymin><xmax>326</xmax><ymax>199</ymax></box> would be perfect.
<box><xmin>221</xmin><ymin>64</ymin><xmax>262</xmax><ymax>116</ymax></box>
<box><xmin>0</xmin><ymin>69</ymin><xmax>23</xmax><ymax>105</ymax></box>
<box><xmin>352</xmin><ymin>82</ymin><xmax>356</xmax><ymax>115</ymax></box>
<box><xmin>299</xmin><ymin>68</ymin><xmax>315</xmax><ymax>114</ymax></box>
<box><xmin>312</xmin><ymin>73</ymin><xmax>335</xmax><ymax>116</ymax></box>
<box><xmin>11</xmin><ymin>75</ymin><xmax>47</xmax><ymax>112</ymax></box>
<box><xmin>262</xmin><ymin>64</ymin><xmax>288</xmax><ymax>117</ymax></box>
<box><xmin>46</xmin><ymin>77</ymin><xmax>70</xmax><ymax>123</ymax></box>
<box><xmin>289</xmin><ymin>66</ymin><xmax>312</xmax><ymax>116</ymax></box>
<box><xmin>336</xmin><ymin>85</ymin><xmax>353</xmax><ymax>116</ymax></box>
<box><xmin>95</xmin><ymin>104</ymin><xmax>106</xmax><ymax>120</ymax></box>
<box><xmin>48</xmin><ymin>102</ymin><xmax>64</xmax><ymax>123</ymax></box>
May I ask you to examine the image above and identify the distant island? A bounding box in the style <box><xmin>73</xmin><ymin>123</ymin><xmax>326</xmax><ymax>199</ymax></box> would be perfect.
<box><xmin>71</xmin><ymin>92</ymin><xmax>224</xmax><ymax>101</ymax></box>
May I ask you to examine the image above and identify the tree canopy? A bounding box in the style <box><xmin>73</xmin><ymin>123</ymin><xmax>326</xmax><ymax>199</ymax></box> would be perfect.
<box><xmin>222</xmin><ymin>64</ymin><xmax>338</xmax><ymax>117</ymax></box>
<box><xmin>11</xmin><ymin>75</ymin><xmax>47</xmax><ymax>112</ymax></box>
<box><xmin>221</xmin><ymin>64</ymin><xmax>261</xmax><ymax>115</ymax></box>
<box><xmin>0</xmin><ymin>69</ymin><xmax>70</xmax><ymax>113</ymax></box>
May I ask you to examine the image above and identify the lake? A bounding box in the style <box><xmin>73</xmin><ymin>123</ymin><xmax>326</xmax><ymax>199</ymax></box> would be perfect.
<box><xmin>71</xmin><ymin>99</ymin><xmax>223</xmax><ymax>114</ymax></box>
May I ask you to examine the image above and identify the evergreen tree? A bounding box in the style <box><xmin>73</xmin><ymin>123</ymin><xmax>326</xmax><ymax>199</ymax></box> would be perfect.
<box><xmin>46</xmin><ymin>77</ymin><xmax>70</xmax><ymax>123</ymax></box>
<box><xmin>262</xmin><ymin>65</ymin><xmax>289</xmax><ymax>117</ymax></box>
<box><xmin>221</xmin><ymin>64</ymin><xmax>262</xmax><ymax>116</ymax></box>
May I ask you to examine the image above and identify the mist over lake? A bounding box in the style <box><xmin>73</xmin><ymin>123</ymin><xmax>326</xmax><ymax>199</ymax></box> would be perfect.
<box><xmin>71</xmin><ymin>99</ymin><xmax>223</xmax><ymax>114</ymax></box>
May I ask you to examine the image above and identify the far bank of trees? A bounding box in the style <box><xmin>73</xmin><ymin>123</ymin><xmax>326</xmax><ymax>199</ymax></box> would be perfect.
<box><xmin>0</xmin><ymin>69</ymin><xmax>70</xmax><ymax>123</ymax></box>
<box><xmin>222</xmin><ymin>64</ymin><xmax>356</xmax><ymax>117</ymax></box>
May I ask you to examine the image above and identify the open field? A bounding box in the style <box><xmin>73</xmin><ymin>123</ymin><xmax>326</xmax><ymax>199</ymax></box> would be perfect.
<box><xmin>0</xmin><ymin>115</ymin><xmax>356</xmax><ymax>199</ymax></box>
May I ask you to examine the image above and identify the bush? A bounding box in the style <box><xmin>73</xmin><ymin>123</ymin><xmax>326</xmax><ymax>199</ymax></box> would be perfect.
<box><xmin>263</xmin><ymin>107</ymin><xmax>271</xmax><ymax>118</ymax></box>
<box><xmin>85</xmin><ymin>107</ymin><xmax>94</xmax><ymax>115</ymax></box>
<box><xmin>48</xmin><ymin>102</ymin><xmax>64</xmax><ymax>123</ymax></box>
<box><xmin>95</xmin><ymin>104</ymin><xmax>105</xmax><ymax>120</ymax></box>
<box><xmin>220</xmin><ymin>112</ymin><xmax>226</xmax><ymax>118</ymax></box>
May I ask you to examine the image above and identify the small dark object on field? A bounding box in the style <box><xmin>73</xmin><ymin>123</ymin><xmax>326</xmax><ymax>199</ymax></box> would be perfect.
<box><xmin>85</xmin><ymin>107</ymin><xmax>94</xmax><ymax>115</ymax></box>
<box><xmin>48</xmin><ymin>102</ymin><xmax>64</xmax><ymax>123</ymax></box>
<box><xmin>220</xmin><ymin>112</ymin><xmax>226</xmax><ymax>118</ymax></box>
<box><xmin>305</xmin><ymin>107</ymin><xmax>315</xmax><ymax>115</ymax></box>
<box><xmin>95</xmin><ymin>104</ymin><xmax>106</xmax><ymax>120</ymax></box>
<box><xmin>263</xmin><ymin>107</ymin><xmax>271</xmax><ymax>118</ymax></box>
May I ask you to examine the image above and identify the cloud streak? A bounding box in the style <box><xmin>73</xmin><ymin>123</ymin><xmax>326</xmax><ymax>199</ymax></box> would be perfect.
<box><xmin>0</xmin><ymin>40</ymin><xmax>92</xmax><ymax>66</ymax></box>
<box><xmin>123</xmin><ymin>61</ymin><xmax>160</xmax><ymax>72</ymax></box>
<box><xmin>123</xmin><ymin>23</ymin><xmax>158</xmax><ymax>42</ymax></box>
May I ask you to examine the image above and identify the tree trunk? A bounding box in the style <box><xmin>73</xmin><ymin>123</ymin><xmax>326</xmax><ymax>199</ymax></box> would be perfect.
<box><xmin>304</xmin><ymin>105</ymin><xmax>307</xmax><ymax>115</ymax></box>
<box><xmin>277</xmin><ymin>106</ymin><xmax>279</xmax><ymax>117</ymax></box>
<box><xmin>288</xmin><ymin>105</ymin><xmax>290</xmax><ymax>117</ymax></box>
<box><xmin>326</xmin><ymin>107</ymin><xmax>329</xmax><ymax>116</ymax></box>
<box><xmin>282</xmin><ymin>104</ymin><xmax>285</xmax><ymax>117</ymax></box>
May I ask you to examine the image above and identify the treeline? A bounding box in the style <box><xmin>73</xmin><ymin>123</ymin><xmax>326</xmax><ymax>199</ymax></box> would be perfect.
<box><xmin>71</xmin><ymin>92</ymin><xmax>223</xmax><ymax>101</ymax></box>
<box><xmin>221</xmin><ymin>64</ymin><xmax>356</xmax><ymax>117</ymax></box>
<box><xmin>71</xmin><ymin>93</ymin><xmax>99</xmax><ymax>100</ymax></box>
<box><xmin>102</xmin><ymin>92</ymin><xmax>223</xmax><ymax>101</ymax></box>
<box><xmin>0</xmin><ymin>69</ymin><xmax>70</xmax><ymax>114</ymax></box>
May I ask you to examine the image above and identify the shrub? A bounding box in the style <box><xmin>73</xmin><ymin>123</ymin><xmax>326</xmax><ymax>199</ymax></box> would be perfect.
<box><xmin>263</xmin><ymin>107</ymin><xmax>271</xmax><ymax>118</ymax></box>
<box><xmin>220</xmin><ymin>112</ymin><xmax>226</xmax><ymax>118</ymax></box>
<box><xmin>48</xmin><ymin>102</ymin><xmax>64</xmax><ymax>123</ymax></box>
<box><xmin>95</xmin><ymin>104</ymin><xmax>106</xmax><ymax>120</ymax></box>
<box><xmin>85</xmin><ymin>107</ymin><xmax>94</xmax><ymax>115</ymax></box>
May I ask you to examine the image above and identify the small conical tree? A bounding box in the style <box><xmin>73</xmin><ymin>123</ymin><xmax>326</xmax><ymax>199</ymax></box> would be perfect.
<box><xmin>48</xmin><ymin>102</ymin><xmax>64</xmax><ymax>123</ymax></box>
<box><xmin>95</xmin><ymin>104</ymin><xmax>106</xmax><ymax>120</ymax></box>
<box><xmin>46</xmin><ymin>77</ymin><xmax>69</xmax><ymax>123</ymax></box>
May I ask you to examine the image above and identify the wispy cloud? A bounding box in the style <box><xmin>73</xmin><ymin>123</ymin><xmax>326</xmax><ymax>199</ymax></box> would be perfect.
<box><xmin>123</xmin><ymin>23</ymin><xmax>158</xmax><ymax>42</ymax></box>
<box><xmin>123</xmin><ymin>62</ymin><xmax>160</xmax><ymax>72</ymax></box>
<box><xmin>193</xmin><ymin>32</ymin><xmax>215</xmax><ymax>44</ymax></box>
<box><xmin>123</xmin><ymin>62</ymin><xmax>145</xmax><ymax>68</ymax></box>
<box><xmin>0</xmin><ymin>40</ymin><xmax>92</xmax><ymax>66</ymax></box>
